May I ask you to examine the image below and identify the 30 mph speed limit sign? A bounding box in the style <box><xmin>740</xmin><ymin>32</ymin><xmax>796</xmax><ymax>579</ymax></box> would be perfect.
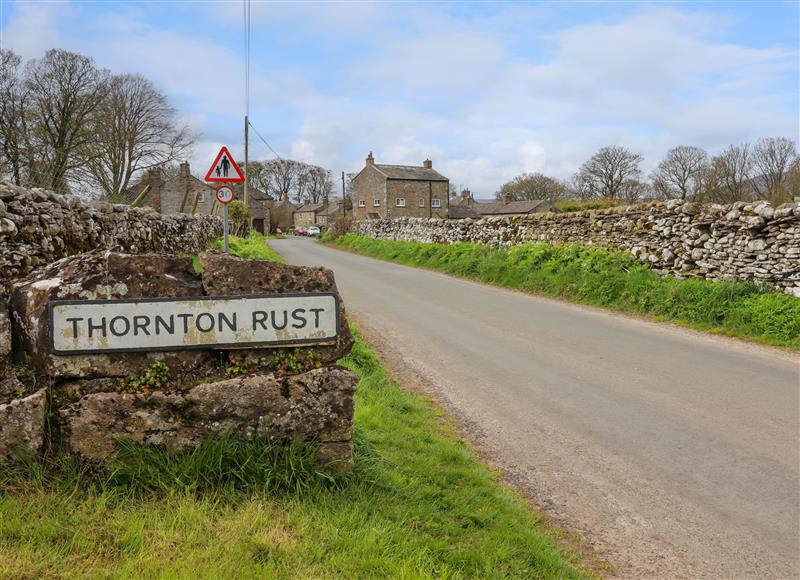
<box><xmin>216</xmin><ymin>185</ymin><xmax>235</xmax><ymax>204</ymax></box>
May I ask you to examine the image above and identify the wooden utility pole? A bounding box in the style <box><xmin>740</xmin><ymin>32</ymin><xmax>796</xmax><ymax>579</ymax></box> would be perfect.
<box><xmin>341</xmin><ymin>171</ymin><xmax>346</xmax><ymax>218</ymax></box>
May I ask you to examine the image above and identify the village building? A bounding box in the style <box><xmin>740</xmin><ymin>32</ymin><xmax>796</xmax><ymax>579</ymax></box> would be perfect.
<box><xmin>267</xmin><ymin>198</ymin><xmax>300</xmax><ymax>232</ymax></box>
<box><xmin>112</xmin><ymin>162</ymin><xmax>273</xmax><ymax>233</ymax></box>
<box><xmin>292</xmin><ymin>199</ymin><xmax>346</xmax><ymax>229</ymax></box>
<box><xmin>449</xmin><ymin>189</ymin><xmax>554</xmax><ymax>218</ymax></box>
<box><xmin>352</xmin><ymin>152</ymin><xmax>449</xmax><ymax>220</ymax></box>
<box><xmin>293</xmin><ymin>203</ymin><xmax>323</xmax><ymax>228</ymax></box>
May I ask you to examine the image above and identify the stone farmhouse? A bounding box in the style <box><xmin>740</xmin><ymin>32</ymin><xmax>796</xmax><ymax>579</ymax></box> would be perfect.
<box><xmin>449</xmin><ymin>189</ymin><xmax>553</xmax><ymax>219</ymax></box>
<box><xmin>112</xmin><ymin>162</ymin><xmax>273</xmax><ymax>233</ymax></box>
<box><xmin>352</xmin><ymin>153</ymin><xmax>449</xmax><ymax>220</ymax></box>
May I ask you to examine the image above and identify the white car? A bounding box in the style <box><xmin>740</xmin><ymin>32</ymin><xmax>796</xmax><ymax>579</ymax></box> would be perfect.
<box><xmin>306</xmin><ymin>226</ymin><xmax>321</xmax><ymax>236</ymax></box>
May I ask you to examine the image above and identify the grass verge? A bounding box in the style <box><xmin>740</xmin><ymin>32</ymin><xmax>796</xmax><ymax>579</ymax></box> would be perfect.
<box><xmin>1</xmin><ymin>235</ymin><xmax>584</xmax><ymax>577</ymax></box>
<box><xmin>0</xmin><ymin>330</ymin><xmax>585</xmax><ymax>578</ymax></box>
<box><xmin>330</xmin><ymin>234</ymin><xmax>800</xmax><ymax>349</ymax></box>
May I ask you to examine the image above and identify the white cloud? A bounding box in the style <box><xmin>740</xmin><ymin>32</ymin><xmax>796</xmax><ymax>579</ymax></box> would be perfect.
<box><xmin>1</xmin><ymin>3</ymin><xmax>796</xmax><ymax>197</ymax></box>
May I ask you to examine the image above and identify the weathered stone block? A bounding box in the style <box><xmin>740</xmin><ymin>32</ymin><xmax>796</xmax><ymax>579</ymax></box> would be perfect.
<box><xmin>60</xmin><ymin>367</ymin><xmax>357</xmax><ymax>468</ymax></box>
<box><xmin>0</xmin><ymin>388</ymin><xmax>47</xmax><ymax>461</ymax></box>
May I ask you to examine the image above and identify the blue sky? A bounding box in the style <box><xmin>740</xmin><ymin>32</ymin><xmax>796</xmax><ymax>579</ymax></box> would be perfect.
<box><xmin>1</xmin><ymin>0</ymin><xmax>797</xmax><ymax>196</ymax></box>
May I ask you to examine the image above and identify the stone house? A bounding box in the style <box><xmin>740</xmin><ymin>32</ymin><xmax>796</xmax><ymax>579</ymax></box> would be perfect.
<box><xmin>352</xmin><ymin>152</ymin><xmax>449</xmax><ymax>220</ymax></box>
<box><xmin>450</xmin><ymin>189</ymin><xmax>553</xmax><ymax>218</ymax></box>
<box><xmin>293</xmin><ymin>203</ymin><xmax>323</xmax><ymax>228</ymax></box>
<box><xmin>293</xmin><ymin>199</ymin><xmax>346</xmax><ymax>229</ymax></box>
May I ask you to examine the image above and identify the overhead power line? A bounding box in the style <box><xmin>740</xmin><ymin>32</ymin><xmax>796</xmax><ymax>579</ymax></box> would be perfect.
<box><xmin>248</xmin><ymin>120</ymin><xmax>284</xmax><ymax>161</ymax></box>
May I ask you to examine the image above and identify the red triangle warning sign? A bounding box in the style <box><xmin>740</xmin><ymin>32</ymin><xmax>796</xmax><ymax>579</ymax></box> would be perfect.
<box><xmin>204</xmin><ymin>146</ymin><xmax>245</xmax><ymax>183</ymax></box>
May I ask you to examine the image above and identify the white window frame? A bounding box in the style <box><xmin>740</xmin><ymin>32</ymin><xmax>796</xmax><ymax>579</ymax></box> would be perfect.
<box><xmin>373</xmin><ymin>199</ymin><xmax>381</xmax><ymax>207</ymax></box>
<box><xmin>431</xmin><ymin>198</ymin><xmax>441</xmax><ymax>208</ymax></box>
<box><xmin>358</xmin><ymin>199</ymin><xmax>366</xmax><ymax>208</ymax></box>
<box><xmin>198</xmin><ymin>191</ymin><xmax>205</xmax><ymax>203</ymax></box>
<box><xmin>395</xmin><ymin>197</ymin><xmax>406</xmax><ymax>207</ymax></box>
<box><xmin>419</xmin><ymin>198</ymin><xmax>425</xmax><ymax>207</ymax></box>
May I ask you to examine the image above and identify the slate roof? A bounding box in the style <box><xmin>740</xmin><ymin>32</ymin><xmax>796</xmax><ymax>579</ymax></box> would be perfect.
<box><xmin>373</xmin><ymin>164</ymin><xmax>449</xmax><ymax>182</ymax></box>
<box><xmin>448</xmin><ymin>204</ymin><xmax>481</xmax><ymax>219</ymax></box>
<box><xmin>295</xmin><ymin>203</ymin><xmax>325</xmax><ymax>214</ymax></box>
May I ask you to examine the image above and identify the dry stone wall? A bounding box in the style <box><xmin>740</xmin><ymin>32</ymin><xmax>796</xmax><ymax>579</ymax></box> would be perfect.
<box><xmin>354</xmin><ymin>199</ymin><xmax>800</xmax><ymax>296</ymax></box>
<box><xmin>0</xmin><ymin>181</ymin><xmax>222</xmax><ymax>297</ymax></box>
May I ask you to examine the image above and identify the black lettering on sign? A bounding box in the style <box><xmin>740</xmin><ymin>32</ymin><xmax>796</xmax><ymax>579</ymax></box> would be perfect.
<box><xmin>88</xmin><ymin>317</ymin><xmax>107</xmax><ymax>338</ymax></box>
<box><xmin>291</xmin><ymin>308</ymin><xmax>307</xmax><ymax>329</ymax></box>
<box><xmin>66</xmin><ymin>317</ymin><xmax>83</xmax><ymax>338</ymax></box>
<box><xmin>271</xmin><ymin>310</ymin><xmax>288</xmax><ymax>330</ymax></box>
<box><xmin>155</xmin><ymin>315</ymin><xmax>174</xmax><ymax>335</ymax></box>
<box><xmin>195</xmin><ymin>312</ymin><xmax>215</xmax><ymax>333</ymax></box>
<box><xmin>109</xmin><ymin>316</ymin><xmax>130</xmax><ymax>337</ymax></box>
<box><xmin>177</xmin><ymin>313</ymin><xmax>192</xmax><ymax>333</ymax></box>
<box><xmin>219</xmin><ymin>312</ymin><xmax>237</xmax><ymax>332</ymax></box>
<box><xmin>133</xmin><ymin>315</ymin><xmax>151</xmax><ymax>336</ymax></box>
<box><xmin>310</xmin><ymin>308</ymin><xmax>324</xmax><ymax>328</ymax></box>
<box><xmin>252</xmin><ymin>310</ymin><xmax>268</xmax><ymax>330</ymax></box>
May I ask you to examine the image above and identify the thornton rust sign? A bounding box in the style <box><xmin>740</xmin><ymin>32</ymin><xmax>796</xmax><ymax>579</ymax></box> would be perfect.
<box><xmin>50</xmin><ymin>294</ymin><xmax>339</xmax><ymax>354</ymax></box>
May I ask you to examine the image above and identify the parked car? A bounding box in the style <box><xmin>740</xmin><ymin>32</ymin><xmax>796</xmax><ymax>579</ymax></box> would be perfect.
<box><xmin>294</xmin><ymin>227</ymin><xmax>307</xmax><ymax>236</ymax></box>
<box><xmin>307</xmin><ymin>226</ymin><xmax>321</xmax><ymax>236</ymax></box>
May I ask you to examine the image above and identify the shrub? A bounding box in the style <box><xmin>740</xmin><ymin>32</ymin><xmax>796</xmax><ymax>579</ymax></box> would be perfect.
<box><xmin>227</xmin><ymin>199</ymin><xmax>252</xmax><ymax>237</ymax></box>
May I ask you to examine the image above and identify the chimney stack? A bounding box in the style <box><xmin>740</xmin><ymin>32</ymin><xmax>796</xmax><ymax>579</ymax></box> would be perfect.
<box><xmin>143</xmin><ymin>167</ymin><xmax>164</xmax><ymax>188</ymax></box>
<box><xmin>461</xmin><ymin>188</ymin><xmax>473</xmax><ymax>205</ymax></box>
<box><xmin>366</xmin><ymin>151</ymin><xmax>375</xmax><ymax>166</ymax></box>
<box><xmin>502</xmin><ymin>191</ymin><xmax>512</xmax><ymax>205</ymax></box>
<box><xmin>179</xmin><ymin>161</ymin><xmax>191</xmax><ymax>179</ymax></box>
<box><xmin>423</xmin><ymin>159</ymin><xmax>432</xmax><ymax>169</ymax></box>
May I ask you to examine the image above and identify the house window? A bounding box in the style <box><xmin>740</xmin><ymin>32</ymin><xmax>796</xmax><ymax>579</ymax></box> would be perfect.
<box><xmin>431</xmin><ymin>198</ymin><xmax>441</xmax><ymax>208</ymax></box>
<box><xmin>396</xmin><ymin>198</ymin><xmax>406</xmax><ymax>207</ymax></box>
<box><xmin>358</xmin><ymin>199</ymin><xmax>366</xmax><ymax>207</ymax></box>
<box><xmin>373</xmin><ymin>199</ymin><xmax>381</xmax><ymax>207</ymax></box>
<box><xmin>419</xmin><ymin>198</ymin><xmax>425</xmax><ymax>207</ymax></box>
<box><xmin>198</xmin><ymin>191</ymin><xmax>205</xmax><ymax>203</ymax></box>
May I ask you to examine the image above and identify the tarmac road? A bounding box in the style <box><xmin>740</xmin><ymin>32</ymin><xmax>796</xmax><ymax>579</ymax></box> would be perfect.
<box><xmin>271</xmin><ymin>236</ymin><xmax>800</xmax><ymax>578</ymax></box>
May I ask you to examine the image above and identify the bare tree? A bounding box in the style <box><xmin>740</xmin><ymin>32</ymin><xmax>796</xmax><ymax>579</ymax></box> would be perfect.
<box><xmin>0</xmin><ymin>49</ymin><xmax>30</xmax><ymax>185</ymax></box>
<box><xmin>651</xmin><ymin>146</ymin><xmax>709</xmax><ymax>200</ymax></box>
<box><xmin>84</xmin><ymin>74</ymin><xmax>193</xmax><ymax>197</ymax></box>
<box><xmin>262</xmin><ymin>158</ymin><xmax>302</xmax><ymax>201</ymax></box>
<box><xmin>574</xmin><ymin>146</ymin><xmax>643</xmax><ymax>200</ymax></box>
<box><xmin>496</xmin><ymin>172</ymin><xmax>567</xmax><ymax>203</ymax></box>
<box><xmin>301</xmin><ymin>164</ymin><xmax>334</xmax><ymax>204</ymax></box>
<box><xmin>752</xmin><ymin>137</ymin><xmax>797</xmax><ymax>203</ymax></box>
<box><xmin>702</xmin><ymin>143</ymin><xmax>753</xmax><ymax>203</ymax></box>
<box><xmin>23</xmin><ymin>49</ymin><xmax>110</xmax><ymax>193</ymax></box>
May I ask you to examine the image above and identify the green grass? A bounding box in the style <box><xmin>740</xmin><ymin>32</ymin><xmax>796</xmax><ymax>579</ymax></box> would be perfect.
<box><xmin>0</xmin><ymin>331</ymin><xmax>585</xmax><ymax>578</ymax></box>
<box><xmin>210</xmin><ymin>231</ymin><xmax>287</xmax><ymax>263</ymax></box>
<box><xmin>331</xmin><ymin>235</ymin><xmax>800</xmax><ymax>349</ymax></box>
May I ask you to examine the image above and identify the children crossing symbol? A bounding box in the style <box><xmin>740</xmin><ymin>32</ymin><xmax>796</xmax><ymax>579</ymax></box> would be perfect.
<box><xmin>204</xmin><ymin>146</ymin><xmax>245</xmax><ymax>183</ymax></box>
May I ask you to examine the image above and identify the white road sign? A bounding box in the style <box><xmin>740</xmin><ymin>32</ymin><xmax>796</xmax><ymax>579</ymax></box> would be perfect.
<box><xmin>216</xmin><ymin>185</ymin><xmax>235</xmax><ymax>204</ymax></box>
<box><xmin>50</xmin><ymin>294</ymin><xmax>339</xmax><ymax>354</ymax></box>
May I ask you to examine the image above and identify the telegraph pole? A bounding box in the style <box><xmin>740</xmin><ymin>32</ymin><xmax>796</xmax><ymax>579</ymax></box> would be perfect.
<box><xmin>341</xmin><ymin>171</ymin><xmax>346</xmax><ymax>218</ymax></box>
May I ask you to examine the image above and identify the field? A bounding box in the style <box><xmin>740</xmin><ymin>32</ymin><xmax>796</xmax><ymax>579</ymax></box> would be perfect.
<box><xmin>0</xmin><ymin>234</ymin><xmax>584</xmax><ymax>578</ymax></box>
<box><xmin>330</xmin><ymin>234</ymin><xmax>800</xmax><ymax>349</ymax></box>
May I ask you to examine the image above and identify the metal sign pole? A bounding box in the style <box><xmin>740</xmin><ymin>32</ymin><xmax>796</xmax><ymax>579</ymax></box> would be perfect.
<box><xmin>223</xmin><ymin>203</ymin><xmax>229</xmax><ymax>253</ymax></box>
